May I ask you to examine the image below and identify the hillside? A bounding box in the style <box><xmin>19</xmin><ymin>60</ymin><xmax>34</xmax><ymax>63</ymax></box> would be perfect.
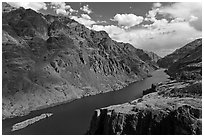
<box><xmin>134</xmin><ymin>48</ymin><xmax>161</xmax><ymax>69</ymax></box>
<box><xmin>2</xmin><ymin>3</ymin><xmax>159</xmax><ymax>119</ymax></box>
<box><xmin>157</xmin><ymin>38</ymin><xmax>202</xmax><ymax>80</ymax></box>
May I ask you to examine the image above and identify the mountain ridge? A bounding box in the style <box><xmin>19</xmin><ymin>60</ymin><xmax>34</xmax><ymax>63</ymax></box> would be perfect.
<box><xmin>2</xmin><ymin>3</ymin><xmax>160</xmax><ymax>119</ymax></box>
<box><xmin>157</xmin><ymin>38</ymin><xmax>202</xmax><ymax>80</ymax></box>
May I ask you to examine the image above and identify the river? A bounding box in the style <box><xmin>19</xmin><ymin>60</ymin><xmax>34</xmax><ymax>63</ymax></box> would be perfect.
<box><xmin>2</xmin><ymin>69</ymin><xmax>169</xmax><ymax>135</ymax></box>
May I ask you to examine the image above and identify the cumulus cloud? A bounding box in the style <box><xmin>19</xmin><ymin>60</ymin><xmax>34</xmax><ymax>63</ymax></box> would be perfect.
<box><xmin>50</xmin><ymin>2</ymin><xmax>77</xmax><ymax>15</ymax></box>
<box><xmin>84</xmin><ymin>2</ymin><xmax>202</xmax><ymax>57</ymax></box>
<box><xmin>71</xmin><ymin>14</ymin><xmax>96</xmax><ymax>27</ymax></box>
<box><xmin>81</xmin><ymin>14</ymin><xmax>91</xmax><ymax>20</ymax></box>
<box><xmin>159</xmin><ymin>2</ymin><xmax>202</xmax><ymax>31</ymax></box>
<box><xmin>160</xmin><ymin>3</ymin><xmax>201</xmax><ymax>20</ymax></box>
<box><xmin>145</xmin><ymin>2</ymin><xmax>202</xmax><ymax>31</ymax></box>
<box><xmin>132</xmin><ymin>22</ymin><xmax>201</xmax><ymax>56</ymax></box>
<box><xmin>91</xmin><ymin>20</ymin><xmax>201</xmax><ymax>57</ymax></box>
<box><xmin>72</xmin><ymin>13</ymin><xmax>108</xmax><ymax>28</ymax></box>
<box><xmin>121</xmin><ymin>2</ymin><xmax>201</xmax><ymax>56</ymax></box>
<box><xmin>56</xmin><ymin>8</ymin><xmax>67</xmax><ymax>15</ymax></box>
<box><xmin>145</xmin><ymin>8</ymin><xmax>160</xmax><ymax>22</ymax></box>
<box><xmin>8</xmin><ymin>2</ymin><xmax>47</xmax><ymax>11</ymax></box>
<box><xmin>111</xmin><ymin>14</ymin><xmax>144</xmax><ymax>29</ymax></box>
<box><xmin>92</xmin><ymin>25</ymin><xmax>124</xmax><ymax>38</ymax></box>
<box><xmin>80</xmin><ymin>5</ymin><xmax>92</xmax><ymax>14</ymax></box>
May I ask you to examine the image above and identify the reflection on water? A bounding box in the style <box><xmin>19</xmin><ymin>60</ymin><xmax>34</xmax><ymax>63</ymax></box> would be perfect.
<box><xmin>3</xmin><ymin>69</ymin><xmax>169</xmax><ymax>135</ymax></box>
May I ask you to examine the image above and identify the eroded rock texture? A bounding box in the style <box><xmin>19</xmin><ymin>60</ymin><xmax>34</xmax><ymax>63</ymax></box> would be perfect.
<box><xmin>88</xmin><ymin>80</ymin><xmax>202</xmax><ymax>135</ymax></box>
<box><xmin>2</xmin><ymin>3</ymin><xmax>159</xmax><ymax>119</ymax></box>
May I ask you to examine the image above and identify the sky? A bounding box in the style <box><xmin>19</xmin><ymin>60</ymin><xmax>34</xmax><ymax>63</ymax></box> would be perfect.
<box><xmin>7</xmin><ymin>2</ymin><xmax>202</xmax><ymax>57</ymax></box>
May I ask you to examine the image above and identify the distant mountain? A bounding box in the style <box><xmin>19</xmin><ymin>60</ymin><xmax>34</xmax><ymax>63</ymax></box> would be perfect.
<box><xmin>158</xmin><ymin>38</ymin><xmax>202</xmax><ymax>80</ymax></box>
<box><xmin>134</xmin><ymin>48</ymin><xmax>161</xmax><ymax>69</ymax></box>
<box><xmin>2</xmin><ymin>3</ymin><xmax>159</xmax><ymax>119</ymax></box>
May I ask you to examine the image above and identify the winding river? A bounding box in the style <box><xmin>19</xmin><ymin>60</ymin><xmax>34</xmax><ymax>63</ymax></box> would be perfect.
<box><xmin>3</xmin><ymin>69</ymin><xmax>169</xmax><ymax>135</ymax></box>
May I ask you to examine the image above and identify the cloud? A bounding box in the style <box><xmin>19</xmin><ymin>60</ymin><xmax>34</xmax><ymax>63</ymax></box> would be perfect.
<box><xmin>56</xmin><ymin>8</ymin><xmax>67</xmax><ymax>15</ymax></box>
<box><xmin>71</xmin><ymin>14</ymin><xmax>96</xmax><ymax>27</ymax></box>
<box><xmin>72</xmin><ymin>14</ymin><xmax>107</xmax><ymax>28</ymax></box>
<box><xmin>80</xmin><ymin>5</ymin><xmax>92</xmax><ymax>14</ymax></box>
<box><xmin>170</xmin><ymin>17</ymin><xmax>185</xmax><ymax>23</ymax></box>
<box><xmin>81</xmin><ymin>14</ymin><xmax>91</xmax><ymax>20</ymax></box>
<box><xmin>91</xmin><ymin>19</ymin><xmax>201</xmax><ymax>57</ymax></box>
<box><xmin>143</xmin><ymin>18</ymin><xmax>168</xmax><ymax>29</ymax></box>
<box><xmin>159</xmin><ymin>2</ymin><xmax>202</xmax><ymax>31</ymax></box>
<box><xmin>74</xmin><ymin>2</ymin><xmax>201</xmax><ymax>57</ymax></box>
<box><xmin>92</xmin><ymin>25</ymin><xmax>124</xmax><ymax>38</ymax></box>
<box><xmin>189</xmin><ymin>15</ymin><xmax>198</xmax><ymax>22</ymax></box>
<box><xmin>133</xmin><ymin>21</ymin><xmax>201</xmax><ymax>56</ymax></box>
<box><xmin>111</xmin><ymin>14</ymin><xmax>144</xmax><ymax>29</ymax></box>
<box><xmin>153</xmin><ymin>2</ymin><xmax>162</xmax><ymax>8</ymax></box>
<box><xmin>142</xmin><ymin>3</ymin><xmax>202</xmax><ymax>56</ymax></box>
<box><xmin>8</xmin><ymin>2</ymin><xmax>47</xmax><ymax>11</ymax></box>
<box><xmin>145</xmin><ymin>8</ymin><xmax>160</xmax><ymax>22</ymax></box>
<box><xmin>160</xmin><ymin>3</ymin><xmax>201</xmax><ymax>20</ymax></box>
<box><xmin>50</xmin><ymin>2</ymin><xmax>77</xmax><ymax>15</ymax></box>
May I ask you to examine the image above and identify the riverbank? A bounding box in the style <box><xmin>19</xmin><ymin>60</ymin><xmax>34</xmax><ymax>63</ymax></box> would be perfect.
<box><xmin>88</xmin><ymin>80</ymin><xmax>202</xmax><ymax>135</ymax></box>
<box><xmin>3</xmin><ymin>69</ymin><xmax>169</xmax><ymax>135</ymax></box>
<box><xmin>3</xmin><ymin>74</ymin><xmax>138</xmax><ymax>120</ymax></box>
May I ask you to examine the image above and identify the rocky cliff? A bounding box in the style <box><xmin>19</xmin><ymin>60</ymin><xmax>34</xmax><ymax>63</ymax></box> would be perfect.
<box><xmin>158</xmin><ymin>38</ymin><xmax>202</xmax><ymax>80</ymax></box>
<box><xmin>88</xmin><ymin>38</ymin><xmax>202</xmax><ymax>135</ymax></box>
<box><xmin>2</xmin><ymin>3</ymin><xmax>159</xmax><ymax>119</ymax></box>
<box><xmin>88</xmin><ymin>80</ymin><xmax>202</xmax><ymax>135</ymax></box>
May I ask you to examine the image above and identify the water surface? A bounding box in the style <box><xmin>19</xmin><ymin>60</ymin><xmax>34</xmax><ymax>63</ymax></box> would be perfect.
<box><xmin>2</xmin><ymin>69</ymin><xmax>169</xmax><ymax>135</ymax></box>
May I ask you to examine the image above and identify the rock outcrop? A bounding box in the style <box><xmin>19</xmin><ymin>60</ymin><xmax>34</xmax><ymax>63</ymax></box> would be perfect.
<box><xmin>2</xmin><ymin>3</ymin><xmax>159</xmax><ymax>119</ymax></box>
<box><xmin>88</xmin><ymin>80</ymin><xmax>202</xmax><ymax>135</ymax></box>
<box><xmin>88</xmin><ymin>38</ymin><xmax>202</xmax><ymax>135</ymax></box>
<box><xmin>157</xmin><ymin>38</ymin><xmax>202</xmax><ymax>80</ymax></box>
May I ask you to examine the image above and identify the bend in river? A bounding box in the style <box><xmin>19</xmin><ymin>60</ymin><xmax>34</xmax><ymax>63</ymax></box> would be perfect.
<box><xmin>3</xmin><ymin>69</ymin><xmax>169</xmax><ymax>135</ymax></box>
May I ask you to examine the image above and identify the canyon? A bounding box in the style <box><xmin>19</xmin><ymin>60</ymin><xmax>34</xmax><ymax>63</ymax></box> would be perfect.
<box><xmin>2</xmin><ymin>3</ymin><xmax>160</xmax><ymax>119</ymax></box>
<box><xmin>2</xmin><ymin>3</ymin><xmax>202</xmax><ymax>135</ymax></box>
<box><xmin>88</xmin><ymin>39</ymin><xmax>202</xmax><ymax>135</ymax></box>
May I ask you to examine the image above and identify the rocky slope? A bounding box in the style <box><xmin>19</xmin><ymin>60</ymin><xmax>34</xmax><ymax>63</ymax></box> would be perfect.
<box><xmin>88</xmin><ymin>38</ymin><xmax>202</xmax><ymax>135</ymax></box>
<box><xmin>158</xmin><ymin>38</ymin><xmax>202</xmax><ymax>80</ymax></box>
<box><xmin>88</xmin><ymin>80</ymin><xmax>202</xmax><ymax>135</ymax></box>
<box><xmin>2</xmin><ymin>3</ymin><xmax>159</xmax><ymax>119</ymax></box>
<box><xmin>134</xmin><ymin>48</ymin><xmax>161</xmax><ymax>70</ymax></box>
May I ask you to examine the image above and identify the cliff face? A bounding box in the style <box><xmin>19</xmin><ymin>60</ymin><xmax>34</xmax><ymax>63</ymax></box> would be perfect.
<box><xmin>2</xmin><ymin>4</ymin><xmax>159</xmax><ymax>119</ymax></box>
<box><xmin>88</xmin><ymin>38</ymin><xmax>202</xmax><ymax>135</ymax></box>
<box><xmin>157</xmin><ymin>38</ymin><xmax>202</xmax><ymax>80</ymax></box>
<box><xmin>88</xmin><ymin>80</ymin><xmax>202</xmax><ymax>135</ymax></box>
